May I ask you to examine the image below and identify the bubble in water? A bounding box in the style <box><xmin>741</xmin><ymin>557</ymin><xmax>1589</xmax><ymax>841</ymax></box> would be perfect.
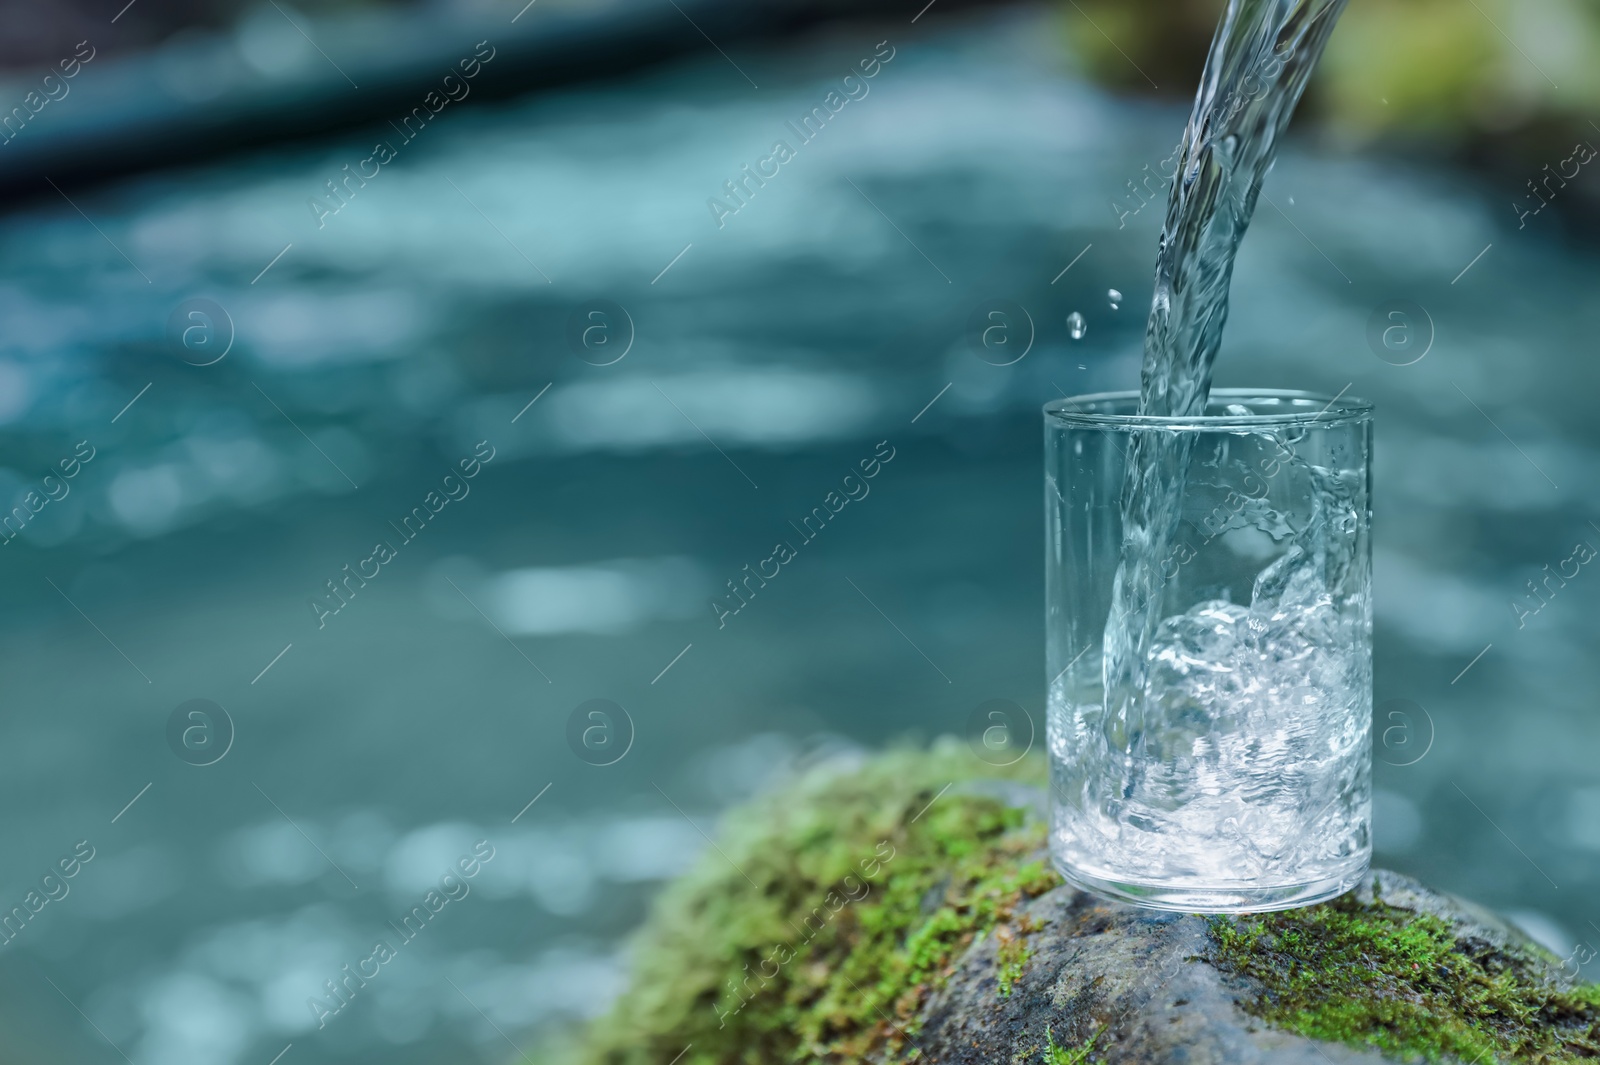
<box><xmin>1223</xmin><ymin>403</ymin><xmax>1254</xmax><ymax>416</ymax></box>
<box><xmin>1067</xmin><ymin>312</ymin><xmax>1087</xmax><ymax>340</ymax></box>
<box><xmin>1108</xmin><ymin>288</ymin><xmax>1122</xmax><ymax>310</ymax></box>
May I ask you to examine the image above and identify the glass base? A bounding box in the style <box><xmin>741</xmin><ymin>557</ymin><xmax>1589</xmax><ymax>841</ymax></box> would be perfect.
<box><xmin>1051</xmin><ymin>856</ymin><xmax>1370</xmax><ymax>914</ymax></box>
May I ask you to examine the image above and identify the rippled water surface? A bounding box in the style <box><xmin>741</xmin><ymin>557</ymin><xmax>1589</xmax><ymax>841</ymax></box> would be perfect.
<box><xmin>0</xmin><ymin>6</ymin><xmax>1598</xmax><ymax>1064</ymax></box>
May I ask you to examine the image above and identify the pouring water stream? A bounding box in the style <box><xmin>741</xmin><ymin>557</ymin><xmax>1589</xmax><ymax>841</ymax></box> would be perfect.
<box><xmin>1102</xmin><ymin>0</ymin><xmax>1350</xmax><ymax>801</ymax></box>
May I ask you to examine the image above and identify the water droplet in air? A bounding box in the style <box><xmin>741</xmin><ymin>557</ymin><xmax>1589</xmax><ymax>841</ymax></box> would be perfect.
<box><xmin>1107</xmin><ymin>288</ymin><xmax>1122</xmax><ymax>310</ymax></box>
<box><xmin>1077</xmin><ymin>364</ymin><xmax>1087</xmax><ymax>370</ymax></box>
<box><xmin>1288</xmin><ymin>196</ymin><xmax>1296</xmax><ymax>206</ymax></box>
<box><xmin>1067</xmin><ymin>312</ymin><xmax>1087</xmax><ymax>340</ymax></box>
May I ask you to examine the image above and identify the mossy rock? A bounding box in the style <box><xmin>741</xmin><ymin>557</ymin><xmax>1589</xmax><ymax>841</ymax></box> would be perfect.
<box><xmin>572</xmin><ymin>743</ymin><xmax>1600</xmax><ymax>1064</ymax></box>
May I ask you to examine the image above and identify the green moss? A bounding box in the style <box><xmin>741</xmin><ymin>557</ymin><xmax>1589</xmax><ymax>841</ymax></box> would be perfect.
<box><xmin>996</xmin><ymin>929</ymin><xmax>1033</xmax><ymax>999</ymax></box>
<box><xmin>1208</xmin><ymin>891</ymin><xmax>1600</xmax><ymax>1063</ymax></box>
<box><xmin>578</xmin><ymin>741</ymin><xmax>1057</xmax><ymax>1065</ymax></box>
<box><xmin>1044</xmin><ymin>1024</ymin><xmax>1101</xmax><ymax>1065</ymax></box>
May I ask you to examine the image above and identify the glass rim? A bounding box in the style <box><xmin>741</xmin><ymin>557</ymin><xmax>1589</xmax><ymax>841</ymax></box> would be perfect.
<box><xmin>1044</xmin><ymin>388</ymin><xmax>1373</xmax><ymax>430</ymax></box>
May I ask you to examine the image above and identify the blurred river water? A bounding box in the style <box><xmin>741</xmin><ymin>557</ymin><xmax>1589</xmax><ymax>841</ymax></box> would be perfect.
<box><xmin>0</xmin><ymin>5</ymin><xmax>1597</xmax><ymax>1064</ymax></box>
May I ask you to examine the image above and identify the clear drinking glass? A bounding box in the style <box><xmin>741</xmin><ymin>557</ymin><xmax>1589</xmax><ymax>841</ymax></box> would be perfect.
<box><xmin>1045</xmin><ymin>389</ymin><xmax>1372</xmax><ymax>912</ymax></box>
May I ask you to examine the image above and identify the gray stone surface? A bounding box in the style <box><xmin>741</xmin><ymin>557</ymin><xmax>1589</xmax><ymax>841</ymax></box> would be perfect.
<box><xmin>911</xmin><ymin>869</ymin><xmax>1557</xmax><ymax>1065</ymax></box>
